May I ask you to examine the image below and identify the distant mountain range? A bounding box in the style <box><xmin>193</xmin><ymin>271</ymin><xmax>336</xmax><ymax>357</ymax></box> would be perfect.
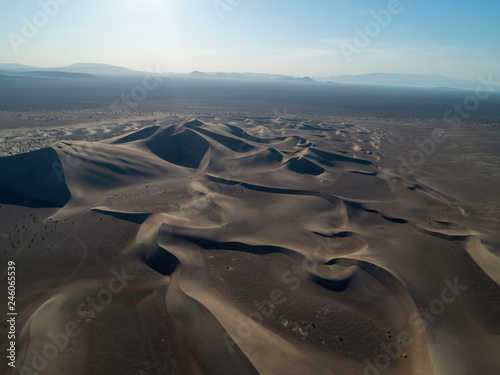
<box><xmin>0</xmin><ymin>63</ymin><xmax>138</xmax><ymax>76</ymax></box>
<box><xmin>0</xmin><ymin>63</ymin><xmax>493</xmax><ymax>90</ymax></box>
<box><xmin>313</xmin><ymin>73</ymin><xmax>479</xmax><ymax>89</ymax></box>
<box><xmin>174</xmin><ymin>70</ymin><xmax>317</xmax><ymax>83</ymax></box>
<box><xmin>0</xmin><ymin>70</ymin><xmax>96</xmax><ymax>79</ymax></box>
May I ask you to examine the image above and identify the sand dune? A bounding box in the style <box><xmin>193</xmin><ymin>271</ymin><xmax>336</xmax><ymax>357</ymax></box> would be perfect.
<box><xmin>1</xmin><ymin>117</ymin><xmax>499</xmax><ymax>375</ymax></box>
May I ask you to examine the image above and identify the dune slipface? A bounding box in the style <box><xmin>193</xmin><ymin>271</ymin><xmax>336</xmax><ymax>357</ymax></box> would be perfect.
<box><xmin>1</xmin><ymin>118</ymin><xmax>499</xmax><ymax>375</ymax></box>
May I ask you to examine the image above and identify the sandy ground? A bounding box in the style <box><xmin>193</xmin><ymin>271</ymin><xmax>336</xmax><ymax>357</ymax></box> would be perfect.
<box><xmin>0</xmin><ymin>116</ymin><xmax>499</xmax><ymax>375</ymax></box>
<box><xmin>0</xmin><ymin>111</ymin><xmax>182</xmax><ymax>157</ymax></box>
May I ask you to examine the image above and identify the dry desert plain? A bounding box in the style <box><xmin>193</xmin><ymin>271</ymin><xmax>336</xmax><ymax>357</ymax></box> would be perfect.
<box><xmin>0</xmin><ymin>110</ymin><xmax>499</xmax><ymax>375</ymax></box>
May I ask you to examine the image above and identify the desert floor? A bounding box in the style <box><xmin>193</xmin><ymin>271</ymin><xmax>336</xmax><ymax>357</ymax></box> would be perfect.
<box><xmin>0</xmin><ymin>113</ymin><xmax>499</xmax><ymax>375</ymax></box>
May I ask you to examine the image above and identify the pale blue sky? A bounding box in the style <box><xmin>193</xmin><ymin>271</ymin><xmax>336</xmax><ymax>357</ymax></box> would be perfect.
<box><xmin>1</xmin><ymin>0</ymin><xmax>499</xmax><ymax>79</ymax></box>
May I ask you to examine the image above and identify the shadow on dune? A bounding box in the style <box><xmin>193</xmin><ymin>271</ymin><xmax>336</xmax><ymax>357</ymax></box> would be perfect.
<box><xmin>0</xmin><ymin>147</ymin><xmax>71</xmax><ymax>207</ymax></box>
<box><xmin>146</xmin><ymin>129</ymin><xmax>210</xmax><ymax>169</ymax></box>
<box><xmin>287</xmin><ymin>157</ymin><xmax>325</xmax><ymax>176</ymax></box>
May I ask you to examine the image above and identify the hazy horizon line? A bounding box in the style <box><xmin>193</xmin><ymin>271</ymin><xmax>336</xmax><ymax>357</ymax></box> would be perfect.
<box><xmin>0</xmin><ymin>61</ymin><xmax>477</xmax><ymax>80</ymax></box>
